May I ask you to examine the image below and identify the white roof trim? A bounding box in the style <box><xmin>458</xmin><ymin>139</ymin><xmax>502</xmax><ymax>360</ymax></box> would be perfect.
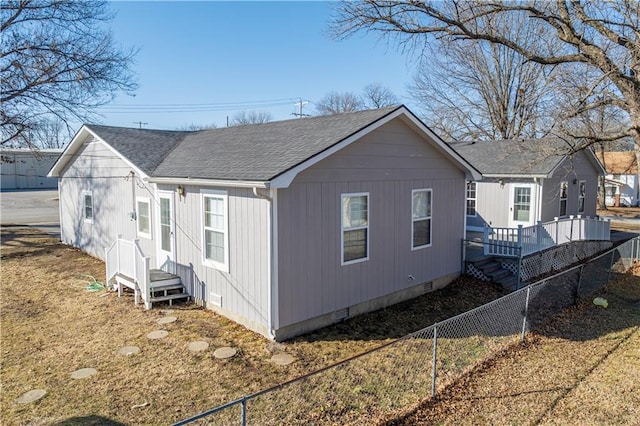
<box><xmin>47</xmin><ymin>125</ymin><xmax>148</xmax><ymax>178</ymax></box>
<box><xmin>147</xmin><ymin>177</ymin><xmax>269</xmax><ymax>189</ymax></box>
<box><xmin>269</xmin><ymin>106</ymin><xmax>481</xmax><ymax>188</ymax></box>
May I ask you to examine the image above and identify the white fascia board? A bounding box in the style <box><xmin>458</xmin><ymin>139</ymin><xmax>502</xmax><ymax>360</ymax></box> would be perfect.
<box><xmin>269</xmin><ymin>106</ymin><xmax>482</xmax><ymax>188</ymax></box>
<box><xmin>47</xmin><ymin>125</ymin><xmax>148</xmax><ymax>179</ymax></box>
<box><xmin>481</xmin><ymin>173</ymin><xmax>551</xmax><ymax>179</ymax></box>
<box><xmin>147</xmin><ymin>176</ymin><xmax>269</xmax><ymax>189</ymax></box>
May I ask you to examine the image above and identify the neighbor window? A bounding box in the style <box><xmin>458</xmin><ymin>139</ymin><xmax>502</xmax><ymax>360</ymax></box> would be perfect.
<box><xmin>412</xmin><ymin>189</ymin><xmax>432</xmax><ymax>249</ymax></box>
<box><xmin>83</xmin><ymin>190</ymin><xmax>93</xmax><ymax>223</ymax></box>
<box><xmin>578</xmin><ymin>181</ymin><xmax>586</xmax><ymax>214</ymax></box>
<box><xmin>137</xmin><ymin>197</ymin><xmax>151</xmax><ymax>238</ymax></box>
<box><xmin>342</xmin><ymin>193</ymin><xmax>369</xmax><ymax>264</ymax></box>
<box><xmin>559</xmin><ymin>181</ymin><xmax>568</xmax><ymax>216</ymax></box>
<box><xmin>466</xmin><ymin>182</ymin><xmax>477</xmax><ymax>216</ymax></box>
<box><xmin>202</xmin><ymin>190</ymin><xmax>228</xmax><ymax>272</ymax></box>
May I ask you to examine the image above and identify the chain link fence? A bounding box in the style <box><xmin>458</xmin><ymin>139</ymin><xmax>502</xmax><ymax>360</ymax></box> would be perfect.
<box><xmin>174</xmin><ymin>237</ymin><xmax>639</xmax><ymax>426</ymax></box>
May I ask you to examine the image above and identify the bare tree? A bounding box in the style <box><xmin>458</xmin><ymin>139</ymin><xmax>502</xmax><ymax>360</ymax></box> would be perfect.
<box><xmin>30</xmin><ymin>118</ymin><xmax>69</xmax><ymax>148</ymax></box>
<box><xmin>1</xmin><ymin>0</ymin><xmax>138</xmax><ymax>147</ymax></box>
<box><xmin>410</xmin><ymin>12</ymin><xmax>557</xmax><ymax>141</ymax></box>
<box><xmin>231</xmin><ymin>110</ymin><xmax>272</xmax><ymax>126</ymax></box>
<box><xmin>362</xmin><ymin>83</ymin><xmax>399</xmax><ymax>108</ymax></box>
<box><xmin>332</xmin><ymin>1</ymin><xmax>640</xmax><ymax>149</ymax></box>
<box><xmin>176</xmin><ymin>123</ymin><xmax>217</xmax><ymax>131</ymax></box>
<box><xmin>315</xmin><ymin>91</ymin><xmax>364</xmax><ymax>115</ymax></box>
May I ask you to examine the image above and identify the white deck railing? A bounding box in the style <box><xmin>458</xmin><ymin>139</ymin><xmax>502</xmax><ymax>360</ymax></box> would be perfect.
<box><xmin>484</xmin><ymin>216</ymin><xmax>611</xmax><ymax>258</ymax></box>
<box><xmin>105</xmin><ymin>235</ymin><xmax>152</xmax><ymax>309</ymax></box>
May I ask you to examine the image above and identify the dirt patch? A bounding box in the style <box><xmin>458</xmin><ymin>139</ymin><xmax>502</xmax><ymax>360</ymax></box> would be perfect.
<box><xmin>598</xmin><ymin>206</ymin><xmax>640</xmax><ymax>219</ymax></box>
<box><xmin>0</xmin><ymin>228</ymin><xmax>507</xmax><ymax>425</ymax></box>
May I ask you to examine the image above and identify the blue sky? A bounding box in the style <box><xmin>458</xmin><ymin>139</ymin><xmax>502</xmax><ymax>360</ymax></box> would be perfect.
<box><xmin>97</xmin><ymin>1</ymin><xmax>418</xmax><ymax>130</ymax></box>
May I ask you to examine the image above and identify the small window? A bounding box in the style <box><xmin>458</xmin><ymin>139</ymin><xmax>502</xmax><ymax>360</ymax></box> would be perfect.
<box><xmin>559</xmin><ymin>181</ymin><xmax>568</xmax><ymax>216</ymax></box>
<box><xmin>342</xmin><ymin>193</ymin><xmax>369</xmax><ymax>265</ymax></box>
<box><xmin>137</xmin><ymin>197</ymin><xmax>152</xmax><ymax>239</ymax></box>
<box><xmin>83</xmin><ymin>191</ymin><xmax>93</xmax><ymax>223</ymax></box>
<box><xmin>466</xmin><ymin>182</ymin><xmax>477</xmax><ymax>216</ymax></box>
<box><xmin>412</xmin><ymin>189</ymin><xmax>432</xmax><ymax>249</ymax></box>
<box><xmin>202</xmin><ymin>190</ymin><xmax>228</xmax><ymax>272</ymax></box>
<box><xmin>578</xmin><ymin>181</ymin><xmax>586</xmax><ymax>214</ymax></box>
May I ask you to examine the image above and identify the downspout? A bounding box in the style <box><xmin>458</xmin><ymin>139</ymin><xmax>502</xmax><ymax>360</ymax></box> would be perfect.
<box><xmin>253</xmin><ymin>187</ymin><xmax>277</xmax><ymax>340</ymax></box>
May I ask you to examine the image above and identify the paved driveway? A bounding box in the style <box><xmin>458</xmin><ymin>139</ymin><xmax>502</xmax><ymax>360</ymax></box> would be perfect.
<box><xmin>0</xmin><ymin>189</ymin><xmax>60</xmax><ymax>237</ymax></box>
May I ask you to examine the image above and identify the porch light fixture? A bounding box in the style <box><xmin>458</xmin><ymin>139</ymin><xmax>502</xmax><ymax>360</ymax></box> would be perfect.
<box><xmin>177</xmin><ymin>185</ymin><xmax>185</xmax><ymax>199</ymax></box>
<box><xmin>573</xmin><ymin>179</ymin><xmax>577</xmax><ymax>185</ymax></box>
<box><xmin>499</xmin><ymin>179</ymin><xmax>504</xmax><ymax>188</ymax></box>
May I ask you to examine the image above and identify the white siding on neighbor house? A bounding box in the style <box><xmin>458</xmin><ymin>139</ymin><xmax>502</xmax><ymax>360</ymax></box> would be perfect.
<box><xmin>276</xmin><ymin>119</ymin><xmax>467</xmax><ymax>328</ymax></box>
<box><xmin>58</xmin><ymin>136</ymin><xmax>148</xmax><ymax>259</ymax></box>
<box><xmin>541</xmin><ymin>150</ymin><xmax>599</xmax><ymax>222</ymax></box>
<box><xmin>158</xmin><ymin>184</ymin><xmax>271</xmax><ymax>331</ymax></box>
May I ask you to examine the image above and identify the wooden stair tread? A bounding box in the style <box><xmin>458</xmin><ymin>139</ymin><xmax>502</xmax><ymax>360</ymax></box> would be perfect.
<box><xmin>150</xmin><ymin>293</ymin><xmax>190</xmax><ymax>303</ymax></box>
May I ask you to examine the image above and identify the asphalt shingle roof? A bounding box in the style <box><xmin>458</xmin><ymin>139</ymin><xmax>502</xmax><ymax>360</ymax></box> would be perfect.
<box><xmin>86</xmin><ymin>106</ymin><xmax>401</xmax><ymax>181</ymax></box>
<box><xmin>448</xmin><ymin>138</ymin><xmax>573</xmax><ymax>177</ymax></box>
<box><xmin>153</xmin><ymin>106</ymin><xmax>400</xmax><ymax>181</ymax></box>
<box><xmin>85</xmin><ymin>125</ymin><xmax>190</xmax><ymax>176</ymax></box>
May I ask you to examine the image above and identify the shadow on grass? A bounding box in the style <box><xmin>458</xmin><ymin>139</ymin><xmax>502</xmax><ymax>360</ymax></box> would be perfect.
<box><xmin>292</xmin><ymin>277</ymin><xmax>510</xmax><ymax>343</ymax></box>
<box><xmin>51</xmin><ymin>416</ymin><xmax>127</xmax><ymax>426</ymax></box>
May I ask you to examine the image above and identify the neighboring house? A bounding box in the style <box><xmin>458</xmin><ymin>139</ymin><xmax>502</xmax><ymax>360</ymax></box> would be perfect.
<box><xmin>48</xmin><ymin>105</ymin><xmax>480</xmax><ymax>341</ymax></box>
<box><xmin>449</xmin><ymin>139</ymin><xmax>604</xmax><ymax>231</ymax></box>
<box><xmin>594</xmin><ymin>151</ymin><xmax>639</xmax><ymax>207</ymax></box>
<box><xmin>1</xmin><ymin>148</ymin><xmax>62</xmax><ymax>190</ymax></box>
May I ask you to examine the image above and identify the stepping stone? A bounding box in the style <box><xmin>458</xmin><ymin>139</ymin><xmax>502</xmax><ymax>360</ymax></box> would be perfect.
<box><xmin>213</xmin><ymin>347</ymin><xmax>237</xmax><ymax>359</ymax></box>
<box><xmin>157</xmin><ymin>316</ymin><xmax>177</xmax><ymax>325</ymax></box>
<box><xmin>70</xmin><ymin>368</ymin><xmax>97</xmax><ymax>380</ymax></box>
<box><xmin>16</xmin><ymin>389</ymin><xmax>46</xmax><ymax>404</ymax></box>
<box><xmin>118</xmin><ymin>346</ymin><xmax>141</xmax><ymax>356</ymax></box>
<box><xmin>188</xmin><ymin>341</ymin><xmax>209</xmax><ymax>352</ymax></box>
<box><xmin>159</xmin><ymin>309</ymin><xmax>174</xmax><ymax>315</ymax></box>
<box><xmin>270</xmin><ymin>353</ymin><xmax>295</xmax><ymax>366</ymax></box>
<box><xmin>147</xmin><ymin>330</ymin><xmax>168</xmax><ymax>340</ymax></box>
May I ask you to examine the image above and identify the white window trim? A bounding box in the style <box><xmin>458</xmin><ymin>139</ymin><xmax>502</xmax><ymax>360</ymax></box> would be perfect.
<box><xmin>201</xmin><ymin>189</ymin><xmax>229</xmax><ymax>273</ymax></box>
<box><xmin>466</xmin><ymin>182</ymin><xmax>477</xmax><ymax>217</ymax></box>
<box><xmin>136</xmin><ymin>196</ymin><xmax>152</xmax><ymax>239</ymax></box>
<box><xmin>559</xmin><ymin>181</ymin><xmax>568</xmax><ymax>217</ymax></box>
<box><xmin>82</xmin><ymin>190</ymin><xmax>93</xmax><ymax>224</ymax></box>
<box><xmin>341</xmin><ymin>192</ymin><xmax>369</xmax><ymax>266</ymax></box>
<box><xmin>578</xmin><ymin>180</ymin><xmax>586</xmax><ymax>214</ymax></box>
<box><xmin>411</xmin><ymin>188</ymin><xmax>432</xmax><ymax>250</ymax></box>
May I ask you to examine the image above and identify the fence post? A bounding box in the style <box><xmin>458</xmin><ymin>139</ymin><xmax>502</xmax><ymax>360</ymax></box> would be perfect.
<box><xmin>569</xmin><ymin>215</ymin><xmax>574</xmax><ymax>242</ymax></box>
<box><xmin>431</xmin><ymin>325</ymin><xmax>438</xmax><ymax>399</ymax></box>
<box><xmin>536</xmin><ymin>221</ymin><xmax>542</xmax><ymax>252</ymax></box>
<box><xmin>241</xmin><ymin>397</ymin><xmax>247</xmax><ymax>426</ymax></box>
<box><xmin>521</xmin><ymin>286</ymin><xmax>531</xmax><ymax>342</ymax></box>
<box><xmin>517</xmin><ymin>248</ymin><xmax>522</xmax><ymax>289</ymax></box>
<box><xmin>116</xmin><ymin>234</ymin><xmax>122</xmax><ymax>274</ymax></box>
<box><xmin>576</xmin><ymin>264</ymin><xmax>585</xmax><ymax>302</ymax></box>
<box><xmin>607</xmin><ymin>249</ymin><xmax>615</xmax><ymax>283</ymax></box>
<box><xmin>554</xmin><ymin>217</ymin><xmax>559</xmax><ymax>244</ymax></box>
<box><xmin>517</xmin><ymin>224</ymin><xmax>523</xmax><ymax>257</ymax></box>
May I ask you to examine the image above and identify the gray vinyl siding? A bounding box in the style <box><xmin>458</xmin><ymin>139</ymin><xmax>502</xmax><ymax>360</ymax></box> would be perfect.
<box><xmin>276</xmin><ymin>119</ymin><xmax>466</xmax><ymax>328</ymax></box>
<box><xmin>541</xmin><ymin>151</ymin><xmax>599</xmax><ymax>222</ymax></box>
<box><xmin>162</xmin><ymin>184</ymin><xmax>270</xmax><ymax>328</ymax></box>
<box><xmin>58</xmin><ymin>136</ymin><xmax>142</xmax><ymax>259</ymax></box>
<box><xmin>469</xmin><ymin>181</ymin><xmax>512</xmax><ymax>228</ymax></box>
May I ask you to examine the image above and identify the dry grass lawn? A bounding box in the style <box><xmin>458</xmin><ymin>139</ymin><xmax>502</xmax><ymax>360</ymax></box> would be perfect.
<box><xmin>385</xmin><ymin>264</ymin><xmax>640</xmax><ymax>425</ymax></box>
<box><xmin>1</xmin><ymin>227</ymin><xmax>507</xmax><ymax>425</ymax></box>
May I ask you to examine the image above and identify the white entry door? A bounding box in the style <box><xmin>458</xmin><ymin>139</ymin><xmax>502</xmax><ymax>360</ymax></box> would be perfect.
<box><xmin>156</xmin><ymin>191</ymin><xmax>176</xmax><ymax>272</ymax></box>
<box><xmin>509</xmin><ymin>184</ymin><xmax>535</xmax><ymax>227</ymax></box>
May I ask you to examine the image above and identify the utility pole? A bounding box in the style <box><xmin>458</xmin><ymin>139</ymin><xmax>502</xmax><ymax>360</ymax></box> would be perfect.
<box><xmin>291</xmin><ymin>99</ymin><xmax>310</xmax><ymax>118</ymax></box>
<box><xmin>133</xmin><ymin>121</ymin><xmax>148</xmax><ymax>129</ymax></box>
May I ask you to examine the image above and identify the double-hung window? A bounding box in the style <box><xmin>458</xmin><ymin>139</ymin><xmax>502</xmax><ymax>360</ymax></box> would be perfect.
<box><xmin>136</xmin><ymin>197</ymin><xmax>152</xmax><ymax>239</ymax></box>
<box><xmin>83</xmin><ymin>190</ymin><xmax>93</xmax><ymax>223</ymax></box>
<box><xmin>202</xmin><ymin>190</ymin><xmax>229</xmax><ymax>272</ymax></box>
<box><xmin>559</xmin><ymin>181</ymin><xmax>568</xmax><ymax>216</ymax></box>
<box><xmin>412</xmin><ymin>189</ymin><xmax>432</xmax><ymax>249</ymax></box>
<box><xmin>342</xmin><ymin>193</ymin><xmax>369</xmax><ymax>265</ymax></box>
<box><xmin>578</xmin><ymin>181</ymin><xmax>586</xmax><ymax>214</ymax></box>
<box><xmin>466</xmin><ymin>182</ymin><xmax>477</xmax><ymax>216</ymax></box>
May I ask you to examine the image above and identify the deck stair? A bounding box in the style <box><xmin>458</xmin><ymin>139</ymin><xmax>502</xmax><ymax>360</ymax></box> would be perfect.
<box><xmin>469</xmin><ymin>257</ymin><xmax>519</xmax><ymax>291</ymax></box>
<box><xmin>148</xmin><ymin>269</ymin><xmax>190</xmax><ymax>306</ymax></box>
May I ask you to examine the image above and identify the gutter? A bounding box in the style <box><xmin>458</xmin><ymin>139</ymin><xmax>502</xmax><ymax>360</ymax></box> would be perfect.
<box><xmin>146</xmin><ymin>176</ymin><xmax>269</xmax><ymax>189</ymax></box>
